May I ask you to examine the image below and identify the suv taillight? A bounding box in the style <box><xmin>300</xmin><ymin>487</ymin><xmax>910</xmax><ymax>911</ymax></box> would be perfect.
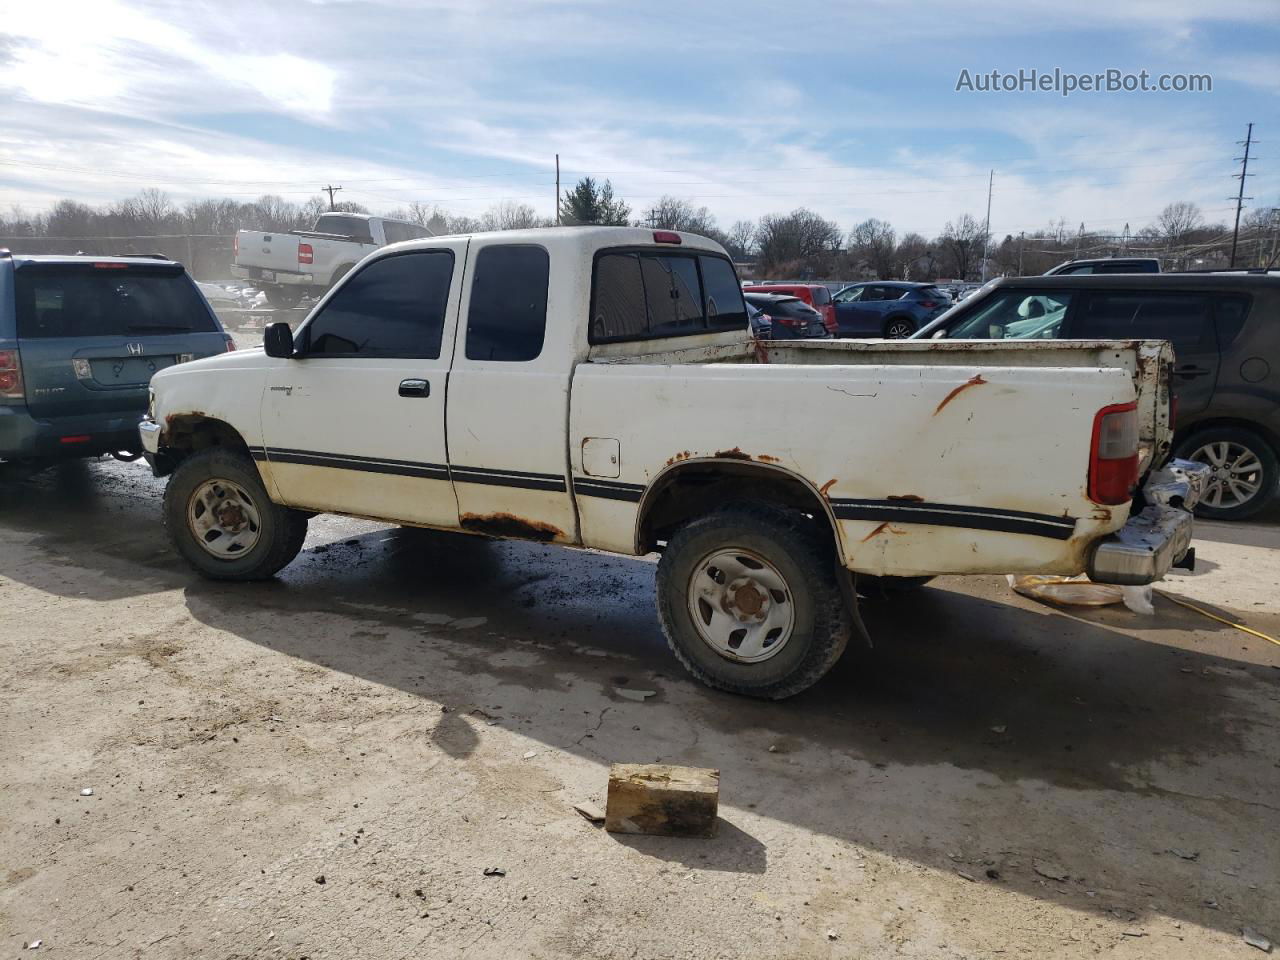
<box><xmin>233</xmin><ymin>234</ymin><xmax>239</xmax><ymax>257</ymax></box>
<box><xmin>298</xmin><ymin>243</ymin><xmax>314</xmax><ymax>265</ymax></box>
<box><xmin>1089</xmin><ymin>401</ymin><xmax>1139</xmax><ymax>505</ymax></box>
<box><xmin>224</xmin><ymin>336</ymin><xmax>237</xmax><ymax>352</ymax></box>
<box><xmin>0</xmin><ymin>349</ymin><xmax>23</xmax><ymax>399</ymax></box>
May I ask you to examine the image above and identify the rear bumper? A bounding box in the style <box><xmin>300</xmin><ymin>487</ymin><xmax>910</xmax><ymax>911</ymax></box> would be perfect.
<box><xmin>231</xmin><ymin>265</ymin><xmax>314</xmax><ymax>286</ymax></box>
<box><xmin>1086</xmin><ymin>459</ymin><xmax>1210</xmax><ymax>586</ymax></box>
<box><xmin>0</xmin><ymin>405</ymin><xmax>145</xmax><ymax>461</ymax></box>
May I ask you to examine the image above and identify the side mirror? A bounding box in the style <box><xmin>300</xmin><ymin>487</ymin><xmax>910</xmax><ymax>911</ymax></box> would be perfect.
<box><xmin>263</xmin><ymin>322</ymin><xmax>295</xmax><ymax>358</ymax></box>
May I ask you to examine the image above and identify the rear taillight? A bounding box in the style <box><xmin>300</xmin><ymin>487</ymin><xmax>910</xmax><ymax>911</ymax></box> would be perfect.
<box><xmin>0</xmin><ymin>349</ymin><xmax>23</xmax><ymax>399</ymax></box>
<box><xmin>224</xmin><ymin>336</ymin><xmax>237</xmax><ymax>352</ymax></box>
<box><xmin>233</xmin><ymin>234</ymin><xmax>239</xmax><ymax>257</ymax></box>
<box><xmin>919</xmin><ymin>300</ymin><xmax>938</xmax><ymax>308</ymax></box>
<box><xmin>1089</xmin><ymin>401</ymin><xmax>1139</xmax><ymax>505</ymax></box>
<box><xmin>298</xmin><ymin>243</ymin><xmax>314</xmax><ymax>265</ymax></box>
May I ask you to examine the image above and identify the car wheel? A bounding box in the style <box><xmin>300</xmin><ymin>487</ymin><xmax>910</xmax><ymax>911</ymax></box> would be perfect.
<box><xmin>163</xmin><ymin>448</ymin><xmax>308</xmax><ymax>580</ymax></box>
<box><xmin>884</xmin><ymin>316</ymin><xmax>916</xmax><ymax>339</ymax></box>
<box><xmin>1174</xmin><ymin>427</ymin><xmax>1278</xmax><ymax>521</ymax></box>
<box><xmin>264</xmin><ymin>286</ymin><xmax>302</xmax><ymax>309</ymax></box>
<box><xmin>656</xmin><ymin>502</ymin><xmax>852</xmax><ymax>699</ymax></box>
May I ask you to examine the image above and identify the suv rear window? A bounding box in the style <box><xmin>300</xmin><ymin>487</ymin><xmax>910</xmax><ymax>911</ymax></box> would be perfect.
<box><xmin>810</xmin><ymin>286</ymin><xmax>831</xmax><ymax>305</ymax></box>
<box><xmin>756</xmin><ymin>297</ymin><xmax>818</xmax><ymax>319</ymax></box>
<box><xmin>591</xmin><ymin>251</ymin><xmax>746</xmax><ymax>343</ymax></box>
<box><xmin>14</xmin><ymin>265</ymin><xmax>217</xmax><ymax>339</ymax></box>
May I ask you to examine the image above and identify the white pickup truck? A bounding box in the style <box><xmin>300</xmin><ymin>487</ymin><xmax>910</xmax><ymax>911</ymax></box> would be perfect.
<box><xmin>231</xmin><ymin>213</ymin><xmax>433</xmax><ymax>308</ymax></box>
<box><xmin>141</xmin><ymin>226</ymin><xmax>1204</xmax><ymax>698</ymax></box>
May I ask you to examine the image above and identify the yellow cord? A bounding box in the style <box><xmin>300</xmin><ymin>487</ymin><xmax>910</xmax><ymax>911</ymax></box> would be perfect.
<box><xmin>1156</xmin><ymin>590</ymin><xmax>1280</xmax><ymax>647</ymax></box>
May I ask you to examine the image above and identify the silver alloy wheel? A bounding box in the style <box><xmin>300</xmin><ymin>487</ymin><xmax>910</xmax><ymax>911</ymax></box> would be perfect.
<box><xmin>686</xmin><ymin>547</ymin><xmax>796</xmax><ymax>663</ymax></box>
<box><xmin>187</xmin><ymin>478</ymin><xmax>263</xmax><ymax>559</ymax></box>
<box><xmin>1190</xmin><ymin>440</ymin><xmax>1264</xmax><ymax>509</ymax></box>
<box><xmin>885</xmin><ymin>319</ymin><xmax>914</xmax><ymax>339</ymax></box>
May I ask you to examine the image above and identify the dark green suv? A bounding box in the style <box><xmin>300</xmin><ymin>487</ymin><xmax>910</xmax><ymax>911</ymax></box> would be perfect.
<box><xmin>0</xmin><ymin>252</ymin><xmax>233</xmax><ymax>469</ymax></box>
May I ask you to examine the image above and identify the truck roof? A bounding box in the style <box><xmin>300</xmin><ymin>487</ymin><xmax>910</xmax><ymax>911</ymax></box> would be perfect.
<box><xmin>991</xmin><ymin>273</ymin><xmax>1280</xmax><ymax>291</ymax></box>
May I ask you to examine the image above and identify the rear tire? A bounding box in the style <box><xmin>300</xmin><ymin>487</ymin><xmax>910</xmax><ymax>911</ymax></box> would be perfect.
<box><xmin>656</xmin><ymin>502</ymin><xmax>852</xmax><ymax>699</ymax></box>
<box><xmin>884</xmin><ymin>316</ymin><xmax>916</xmax><ymax>339</ymax></box>
<box><xmin>264</xmin><ymin>286</ymin><xmax>302</xmax><ymax>309</ymax></box>
<box><xmin>1174</xmin><ymin>426</ymin><xmax>1278</xmax><ymax>521</ymax></box>
<box><xmin>163</xmin><ymin>448</ymin><xmax>308</xmax><ymax>580</ymax></box>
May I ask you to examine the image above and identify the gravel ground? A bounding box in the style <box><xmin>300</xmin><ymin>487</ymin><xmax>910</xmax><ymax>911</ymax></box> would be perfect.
<box><xmin>1</xmin><ymin>446</ymin><xmax>1277</xmax><ymax>958</ymax></box>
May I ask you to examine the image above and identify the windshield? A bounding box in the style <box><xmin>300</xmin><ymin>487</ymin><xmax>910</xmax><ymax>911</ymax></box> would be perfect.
<box><xmin>15</xmin><ymin>265</ymin><xmax>217</xmax><ymax>338</ymax></box>
<box><xmin>943</xmin><ymin>289</ymin><xmax>1074</xmax><ymax>340</ymax></box>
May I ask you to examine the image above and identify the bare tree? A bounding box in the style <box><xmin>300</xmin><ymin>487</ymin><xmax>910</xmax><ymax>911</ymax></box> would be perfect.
<box><xmin>756</xmin><ymin>208</ymin><xmax>842</xmax><ymax>275</ymax></box>
<box><xmin>726</xmin><ymin>219</ymin><xmax>756</xmax><ymax>258</ymax></box>
<box><xmin>848</xmin><ymin>218</ymin><xmax>897</xmax><ymax>278</ymax></box>
<box><xmin>1157</xmin><ymin>201</ymin><xmax>1203</xmax><ymax>250</ymax></box>
<box><xmin>938</xmin><ymin>214</ymin><xmax>984</xmax><ymax>280</ymax></box>
<box><xmin>480</xmin><ymin>201</ymin><xmax>549</xmax><ymax>231</ymax></box>
<box><xmin>641</xmin><ymin>196</ymin><xmax>717</xmax><ymax>234</ymax></box>
<box><xmin>893</xmin><ymin>232</ymin><xmax>930</xmax><ymax>279</ymax></box>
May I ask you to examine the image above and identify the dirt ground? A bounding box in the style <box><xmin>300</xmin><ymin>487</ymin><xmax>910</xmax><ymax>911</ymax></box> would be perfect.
<box><xmin>1</xmin><ymin>454</ymin><xmax>1278</xmax><ymax>959</ymax></box>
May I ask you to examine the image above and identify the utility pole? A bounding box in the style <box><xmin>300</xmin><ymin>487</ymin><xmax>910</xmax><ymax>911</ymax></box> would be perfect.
<box><xmin>554</xmin><ymin>155</ymin><xmax>560</xmax><ymax>226</ymax></box>
<box><xmin>981</xmin><ymin>169</ymin><xmax>993</xmax><ymax>281</ymax></box>
<box><xmin>1228</xmin><ymin>122</ymin><xmax>1256</xmax><ymax>268</ymax></box>
<box><xmin>1017</xmin><ymin>230</ymin><xmax>1025</xmax><ymax>275</ymax></box>
<box><xmin>322</xmin><ymin>184</ymin><xmax>343</xmax><ymax>211</ymax></box>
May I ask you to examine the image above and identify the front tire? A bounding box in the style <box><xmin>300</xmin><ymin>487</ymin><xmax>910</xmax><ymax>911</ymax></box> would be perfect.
<box><xmin>656</xmin><ymin>503</ymin><xmax>852</xmax><ymax>699</ymax></box>
<box><xmin>1174</xmin><ymin>427</ymin><xmax>1278</xmax><ymax>521</ymax></box>
<box><xmin>163</xmin><ymin>448</ymin><xmax>308</xmax><ymax>580</ymax></box>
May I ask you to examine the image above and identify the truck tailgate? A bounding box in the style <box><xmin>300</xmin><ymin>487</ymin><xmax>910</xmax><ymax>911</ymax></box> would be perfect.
<box><xmin>234</xmin><ymin>231</ymin><xmax>302</xmax><ymax>272</ymax></box>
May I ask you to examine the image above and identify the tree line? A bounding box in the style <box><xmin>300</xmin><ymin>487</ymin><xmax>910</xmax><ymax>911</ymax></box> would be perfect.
<box><xmin>2</xmin><ymin>179</ymin><xmax>1277</xmax><ymax>282</ymax></box>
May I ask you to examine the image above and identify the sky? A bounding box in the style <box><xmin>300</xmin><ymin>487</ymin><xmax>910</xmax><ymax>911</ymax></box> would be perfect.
<box><xmin>2</xmin><ymin>0</ymin><xmax>1278</xmax><ymax>240</ymax></box>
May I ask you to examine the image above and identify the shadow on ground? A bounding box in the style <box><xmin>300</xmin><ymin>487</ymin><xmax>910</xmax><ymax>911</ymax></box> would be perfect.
<box><xmin>2</xmin><ymin>459</ymin><xmax>1277</xmax><ymax>936</ymax></box>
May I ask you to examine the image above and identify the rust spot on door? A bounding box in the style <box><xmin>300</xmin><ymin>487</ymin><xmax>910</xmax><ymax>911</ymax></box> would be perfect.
<box><xmin>459</xmin><ymin>513</ymin><xmax>562</xmax><ymax>542</ymax></box>
<box><xmin>888</xmin><ymin>493</ymin><xmax>924</xmax><ymax>502</ymax></box>
<box><xmin>860</xmin><ymin>522</ymin><xmax>891</xmax><ymax>542</ymax></box>
<box><xmin>933</xmin><ymin>374</ymin><xmax>988</xmax><ymax>415</ymax></box>
<box><xmin>713</xmin><ymin>448</ymin><xmax>752</xmax><ymax>461</ymax></box>
<box><xmin>819</xmin><ymin>478</ymin><xmax>837</xmax><ymax>497</ymax></box>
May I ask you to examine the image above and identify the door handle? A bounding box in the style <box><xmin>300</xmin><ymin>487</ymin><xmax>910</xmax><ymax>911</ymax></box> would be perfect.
<box><xmin>398</xmin><ymin>378</ymin><xmax>430</xmax><ymax>397</ymax></box>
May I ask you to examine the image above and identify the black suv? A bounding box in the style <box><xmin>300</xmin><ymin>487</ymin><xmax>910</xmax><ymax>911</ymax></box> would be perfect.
<box><xmin>914</xmin><ymin>273</ymin><xmax>1280</xmax><ymax>520</ymax></box>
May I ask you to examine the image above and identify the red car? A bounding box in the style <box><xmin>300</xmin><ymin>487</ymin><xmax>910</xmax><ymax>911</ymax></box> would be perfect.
<box><xmin>743</xmin><ymin>283</ymin><xmax>837</xmax><ymax>335</ymax></box>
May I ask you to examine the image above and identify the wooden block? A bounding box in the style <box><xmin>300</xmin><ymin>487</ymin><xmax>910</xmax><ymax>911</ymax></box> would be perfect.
<box><xmin>605</xmin><ymin>763</ymin><xmax>720</xmax><ymax>837</ymax></box>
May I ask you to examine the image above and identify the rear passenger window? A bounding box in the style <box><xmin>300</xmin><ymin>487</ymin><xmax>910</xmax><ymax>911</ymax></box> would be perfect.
<box><xmin>699</xmin><ymin>256</ymin><xmax>748</xmax><ymax>328</ymax></box>
<box><xmin>811</xmin><ymin>286</ymin><xmax>831</xmax><ymax>305</ymax></box>
<box><xmin>591</xmin><ymin>251</ymin><xmax>744</xmax><ymax>343</ymax></box>
<box><xmin>465</xmin><ymin>245</ymin><xmax>549</xmax><ymax>362</ymax></box>
<box><xmin>303</xmin><ymin>251</ymin><xmax>453</xmax><ymax>357</ymax></box>
<box><xmin>1076</xmin><ymin>292</ymin><xmax>1213</xmax><ymax>354</ymax></box>
<box><xmin>382</xmin><ymin>221</ymin><xmax>410</xmax><ymax>244</ymax></box>
<box><xmin>1213</xmin><ymin>295</ymin><xmax>1251</xmax><ymax>346</ymax></box>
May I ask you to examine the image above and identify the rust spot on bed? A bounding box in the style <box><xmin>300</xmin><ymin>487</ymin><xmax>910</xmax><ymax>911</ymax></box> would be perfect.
<box><xmin>757</xmin><ymin>454</ymin><xmax>780</xmax><ymax>463</ymax></box>
<box><xmin>888</xmin><ymin>493</ymin><xmax>924</xmax><ymax>502</ymax></box>
<box><xmin>713</xmin><ymin>448</ymin><xmax>753</xmax><ymax>461</ymax></box>
<box><xmin>459</xmin><ymin>513</ymin><xmax>562</xmax><ymax>542</ymax></box>
<box><xmin>819</xmin><ymin>478</ymin><xmax>837</xmax><ymax>497</ymax></box>
<box><xmin>933</xmin><ymin>374</ymin><xmax>988</xmax><ymax>415</ymax></box>
<box><xmin>665</xmin><ymin>451</ymin><xmax>693</xmax><ymax>466</ymax></box>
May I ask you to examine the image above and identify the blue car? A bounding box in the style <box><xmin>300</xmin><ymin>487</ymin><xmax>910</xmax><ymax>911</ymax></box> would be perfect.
<box><xmin>0</xmin><ymin>252</ymin><xmax>234</xmax><ymax>468</ymax></box>
<box><xmin>830</xmin><ymin>281</ymin><xmax>952</xmax><ymax>338</ymax></box>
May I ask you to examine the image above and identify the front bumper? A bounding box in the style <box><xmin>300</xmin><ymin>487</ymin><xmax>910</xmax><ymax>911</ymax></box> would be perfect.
<box><xmin>1087</xmin><ymin>459</ymin><xmax>1210</xmax><ymax>586</ymax></box>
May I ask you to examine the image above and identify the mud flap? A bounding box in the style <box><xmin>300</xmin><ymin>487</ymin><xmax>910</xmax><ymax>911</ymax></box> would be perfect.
<box><xmin>836</xmin><ymin>564</ymin><xmax>874</xmax><ymax>649</ymax></box>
